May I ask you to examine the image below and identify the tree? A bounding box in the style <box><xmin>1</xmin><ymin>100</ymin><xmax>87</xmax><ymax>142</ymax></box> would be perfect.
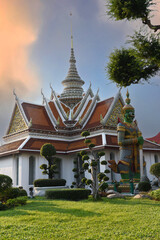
<box><xmin>40</xmin><ymin>143</ymin><xmax>61</xmax><ymax>179</ymax></box>
<box><xmin>71</xmin><ymin>153</ymin><xmax>85</xmax><ymax>188</ymax></box>
<box><xmin>150</xmin><ymin>163</ymin><xmax>160</xmax><ymax>183</ymax></box>
<box><xmin>106</xmin><ymin>0</ymin><xmax>160</xmax><ymax>87</ymax></box>
<box><xmin>72</xmin><ymin>131</ymin><xmax>110</xmax><ymax>200</ymax></box>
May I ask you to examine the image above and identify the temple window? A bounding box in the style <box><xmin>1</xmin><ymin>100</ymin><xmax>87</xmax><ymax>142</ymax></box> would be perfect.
<box><xmin>54</xmin><ymin>158</ymin><xmax>61</xmax><ymax>179</ymax></box>
<box><xmin>16</xmin><ymin>155</ymin><xmax>19</xmax><ymax>185</ymax></box>
<box><xmin>154</xmin><ymin>154</ymin><xmax>158</xmax><ymax>163</ymax></box>
<box><xmin>29</xmin><ymin>156</ymin><xmax>35</xmax><ymax>185</ymax></box>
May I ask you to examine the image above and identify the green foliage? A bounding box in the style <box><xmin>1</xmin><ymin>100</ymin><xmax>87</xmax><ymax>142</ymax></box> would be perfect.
<box><xmin>0</xmin><ymin>174</ymin><xmax>12</xmax><ymax>192</ymax></box>
<box><xmin>0</xmin><ymin>201</ymin><xmax>7</xmax><ymax>211</ymax></box>
<box><xmin>82</xmin><ymin>155</ymin><xmax>89</xmax><ymax>161</ymax></box>
<box><xmin>98</xmin><ymin>152</ymin><xmax>105</xmax><ymax>157</ymax></box>
<box><xmin>150</xmin><ymin>163</ymin><xmax>160</xmax><ymax>179</ymax></box>
<box><xmin>138</xmin><ymin>181</ymin><xmax>151</xmax><ymax>192</ymax></box>
<box><xmin>107</xmin><ymin>0</ymin><xmax>152</xmax><ymax>21</ymax></box>
<box><xmin>101</xmin><ymin>160</ymin><xmax>107</xmax><ymax>165</ymax></box>
<box><xmin>104</xmin><ymin>169</ymin><xmax>110</xmax><ymax>174</ymax></box>
<box><xmin>86</xmin><ymin>179</ymin><xmax>93</xmax><ymax>185</ymax></box>
<box><xmin>34</xmin><ymin>179</ymin><xmax>66</xmax><ymax>187</ymax></box>
<box><xmin>90</xmin><ymin>161</ymin><xmax>97</xmax><ymax>167</ymax></box>
<box><xmin>82</xmin><ymin>162</ymin><xmax>89</xmax><ymax>170</ymax></box>
<box><xmin>74</xmin><ymin>174</ymin><xmax>79</xmax><ymax>179</ymax></box>
<box><xmin>106</xmin><ymin>0</ymin><xmax>160</xmax><ymax>87</ymax></box>
<box><xmin>40</xmin><ymin>143</ymin><xmax>56</xmax><ymax>159</ymax></box>
<box><xmin>40</xmin><ymin>144</ymin><xmax>60</xmax><ymax>179</ymax></box>
<box><xmin>107</xmin><ymin>48</ymin><xmax>149</xmax><ymax>87</ymax></box>
<box><xmin>40</xmin><ymin>164</ymin><xmax>47</xmax><ymax>170</ymax></box>
<box><xmin>45</xmin><ymin>189</ymin><xmax>91</xmax><ymax>201</ymax></box>
<box><xmin>6</xmin><ymin>196</ymin><xmax>27</xmax><ymax>208</ymax></box>
<box><xmin>81</xmin><ymin>177</ymin><xmax>87</xmax><ymax>183</ymax></box>
<box><xmin>98</xmin><ymin>173</ymin><xmax>106</xmax><ymax>181</ymax></box>
<box><xmin>89</xmin><ymin>143</ymin><xmax>95</xmax><ymax>148</ymax></box>
<box><xmin>84</xmin><ymin>139</ymin><xmax>91</xmax><ymax>144</ymax></box>
<box><xmin>103</xmin><ymin>176</ymin><xmax>109</xmax><ymax>181</ymax></box>
<box><xmin>72</xmin><ymin>182</ymin><xmax>76</xmax><ymax>185</ymax></box>
<box><xmin>99</xmin><ymin>182</ymin><xmax>108</xmax><ymax>191</ymax></box>
<box><xmin>149</xmin><ymin>189</ymin><xmax>160</xmax><ymax>200</ymax></box>
<box><xmin>81</xmin><ymin>131</ymin><xmax>90</xmax><ymax>137</ymax></box>
<box><xmin>72</xmin><ymin>168</ymin><xmax>77</xmax><ymax>172</ymax></box>
<box><xmin>80</xmin><ymin>150</ymin><xmax>87</xmax><ymax>156</ymax></box>
<box><xmin>7</xmin><ymin>187</ymin><xmax>27</xmax><ymax>199</ymax></box>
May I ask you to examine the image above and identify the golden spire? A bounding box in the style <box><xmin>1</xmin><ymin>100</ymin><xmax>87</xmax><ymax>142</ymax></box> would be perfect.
<box><xmin>70</xmin><ymin>12</ymin><xmax>73</xmax><ymax>48</ymax></box>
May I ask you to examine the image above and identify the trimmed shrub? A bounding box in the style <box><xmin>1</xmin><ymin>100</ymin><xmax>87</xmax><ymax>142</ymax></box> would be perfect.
<box><xmin>150</xmin><ymin>163</ymin><xmax>160</xmax><ymax>179</ymax></box>
<box><xmin>19</xmin><ymin>189</ymin><xmax>27</xmax><ymax>197</ymax></box>
<box><xmin>45</xmin><ymin>189</ymin><xmax>91</xmax><ymax>201</ymax></box>
<box><xmin>149</xmin><ymin>189</ymin><xmax>160</xmax><ymax>200</ymax></box>
<box><xmin>138</xmin><ymin>181</ymin><xmax>151</xmax><ymax>192</ymax></box>
<box><xmin>6</xmin><ymin>196</ymin><xmax>27</xmax><ymax>208</ymax></box>
<box><xmin>0</xmin><ymin>202</ymin><xmax>7</xmax><ymax>211</ymax></box>
<box><xmin>34</xmin><ymin>179</ymin><xmax>66</xmax><ymax>187</ymax></box>
<box><xmin>0</xmin><ymin>174</ymin><xmax>12</xmax><ymax>192</ymax></box>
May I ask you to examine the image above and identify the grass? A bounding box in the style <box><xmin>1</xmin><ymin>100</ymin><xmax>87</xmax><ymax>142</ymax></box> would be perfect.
<box><xmin>0</xmin><ymin>197</ymin><xmax>160</xmax><ymax>240</ymax></box>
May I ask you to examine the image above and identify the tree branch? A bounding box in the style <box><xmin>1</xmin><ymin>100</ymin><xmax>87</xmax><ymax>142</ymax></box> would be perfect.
<box><xmin>142</xmin><ymin>17</ymin><xmax>160</xmax><ymax>32</ymax></box>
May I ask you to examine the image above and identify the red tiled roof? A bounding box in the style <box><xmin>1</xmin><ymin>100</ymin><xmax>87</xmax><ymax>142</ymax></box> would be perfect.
<box><xmin>48</xmin><ymin>102</ymin><xmax>65</xmax><ymax>127</ymax></box>
<box><xmin>80</xmin><ymin>99</ymin><xmax>92</xmax><ymax>120</ymax></box>
<box><xmin>22</xmin><ymin>135</ymin><xmax>102</xmax><ymax>153</ymax></box>
<box><xmin>60</xmin><ymin>102</ymin><xmax>70</xmax><ymax>114</ymax></box>
<box><xmin>0</xmin><ymin>139</ymin><xmax>25</xmax><ymax>156</ymax></box>
<box><xmin>106</xmin><ymin>135</ymin><xmax>160</xmax><ymax>150</ymax></box>
<box><xmin>84</xmin><ymin>98</ymin><xmax>114</xmax><ymax>129</ymax></box>
<box><xmin>22</xmin><ymin>103</ymin><xmax>55</xmax><ymax>131</ymax></box>
<box><xmin>73</xmin><ymin>102</ymin><xmax>81</xmax><ymax>114</ymax></box>
<box><xmin>146</xmin><ymin>132</ymin><xmax>160</xmax><ymax>144</ymax></box>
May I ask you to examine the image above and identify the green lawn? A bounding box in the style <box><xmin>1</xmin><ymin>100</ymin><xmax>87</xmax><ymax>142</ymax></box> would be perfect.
<box><xmin>0</xmin><ymin>197</ymin><xmax>160</xmax><ymax>240</ymax></box>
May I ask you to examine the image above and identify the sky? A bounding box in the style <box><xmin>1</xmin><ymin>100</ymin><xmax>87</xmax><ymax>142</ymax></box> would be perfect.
<box><xmin>0</xmin><ymin>0</ymin><xmax>160</xmax><ymax>141</ymax></box>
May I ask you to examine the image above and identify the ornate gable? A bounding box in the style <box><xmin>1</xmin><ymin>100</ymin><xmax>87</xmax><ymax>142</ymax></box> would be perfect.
<box><xmin>106</xmin><ymin>99</ymin><xmax>123</xmax><ymax>128</ymax></box>
<box><xmin>8</xmin><ymin>105</ymin><xmax>28</xmax><ymax>135</ymax></box>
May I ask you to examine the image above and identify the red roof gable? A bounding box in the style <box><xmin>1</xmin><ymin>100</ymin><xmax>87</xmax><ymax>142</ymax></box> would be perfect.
<box><xmin>48</xmin><ymin>101</ymin><xmax>65</xmax><ymax>127</ymax></box>
<box><xmin>0</xmin><ymin>139</ymin><xmax>25</xmax><ymax>156</ymax></box>
<box><xmin>146</xmin><ymin>132</ymin><xmax>160</xmax><ymax>144</ymax></box>
<box><xmin>84</xmin><ymin>98</ymin><xmax>114</xmax><ymax>129</ymax></box>
<box><xmin>22</xmin><ymin>103</ymin><xmax>55</xmax><ymax>131</ymax></box>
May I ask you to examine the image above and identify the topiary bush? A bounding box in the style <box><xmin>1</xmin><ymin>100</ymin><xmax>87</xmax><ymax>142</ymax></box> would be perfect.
<box><xmin>0</xmin><ymin>174</ymin><xmax>12</xmax><ymax>192</ymax></box>
<box><xmin>150</xmin><ymin>163</ymin><xmax>160</xmax><ymax>180</ymax></box>
<box><xmin>34</xmin><ymin>179</ymin><xmax>66</xmax><ymax>187</ymax></box>
<box><xmin>6</xmin><ymin>196</ymin><xmax>27</xmax><ymax>208</ymax></box>
<box><xmin>138</xmin><ymin>181</ymin><xmax>151</xmax><ymax>192</ymax></box>
<box><xmin>45</xmin><ymin>189</ymin><xmax>91</xmax><ymax>201</ymax></box>
<box><xmin>149</xmin><ymin>189</ymin><xmax>160</xmax><ymax>200</ymax></box>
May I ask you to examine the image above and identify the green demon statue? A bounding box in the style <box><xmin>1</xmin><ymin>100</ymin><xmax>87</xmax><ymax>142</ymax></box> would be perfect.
<box><xmin>109</xmin><ymin>90</ymin><xmax>144</xmax><ymax>182</ymax></box>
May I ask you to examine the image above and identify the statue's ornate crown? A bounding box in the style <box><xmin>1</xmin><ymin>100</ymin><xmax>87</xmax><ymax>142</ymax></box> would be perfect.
<box><xmin>122</xmin><ymin>89</ymin><xmax>134</xmax><ymax>113</ymax></box>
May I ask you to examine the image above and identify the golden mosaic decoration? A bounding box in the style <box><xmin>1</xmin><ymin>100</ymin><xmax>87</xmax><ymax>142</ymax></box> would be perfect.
<box><xmin>9</xmin><ymin>105</ymin><xmax>27</xmax><ymax>134</ymax></box>
<box><xmin>106</xmin><ymin>100</ymin><xmax>123</xmax><ymax>128</ymax></box>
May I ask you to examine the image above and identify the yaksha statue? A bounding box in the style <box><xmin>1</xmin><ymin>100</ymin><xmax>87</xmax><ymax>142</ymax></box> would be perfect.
<box><xmin>109</xmin><ymin>90</ymin><xmax>144</xmax><ymax>182</ymax></box>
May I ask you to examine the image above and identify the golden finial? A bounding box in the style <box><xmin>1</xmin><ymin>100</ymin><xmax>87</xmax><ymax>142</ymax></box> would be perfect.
<box><xmin>125</xmin><ymin>89</ymin><xmax>131</xmax><ymax>105</ymax></box>
<box><xmin>70</xmin><ymin>12</ymin><xmax>73</xmax><ymax>48</ymax></box>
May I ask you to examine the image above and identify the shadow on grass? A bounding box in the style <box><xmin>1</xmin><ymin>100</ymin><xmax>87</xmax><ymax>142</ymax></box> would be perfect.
<box><xmin>1</xmin><ymin>200</ymin><xmax>101</xmax><ymax>218</ymax></box>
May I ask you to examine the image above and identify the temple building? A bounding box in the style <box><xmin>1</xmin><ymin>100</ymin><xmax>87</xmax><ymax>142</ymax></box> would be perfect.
<box><xmin>0</xmin><ymin>34</ymin><xmax>160</xmax><ymax>193</ymax></box>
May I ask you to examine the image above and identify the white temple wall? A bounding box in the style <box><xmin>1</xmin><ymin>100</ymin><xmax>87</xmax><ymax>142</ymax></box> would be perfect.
<box><xmin>0</xmin><ymin>156</ymin><xmax>13</xmax><ymax>180</ymax></box>
<box><xmin>60</xmin><ymin>154</ymin><xmax>75</xmax><ymax>187</ymax></box>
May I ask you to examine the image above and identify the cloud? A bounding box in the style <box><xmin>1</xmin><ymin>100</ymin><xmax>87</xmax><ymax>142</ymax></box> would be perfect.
<box><xmin>0</xmin><ymin>0</ymin><xmax>42</xmax><ymax>138</ymax></box>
